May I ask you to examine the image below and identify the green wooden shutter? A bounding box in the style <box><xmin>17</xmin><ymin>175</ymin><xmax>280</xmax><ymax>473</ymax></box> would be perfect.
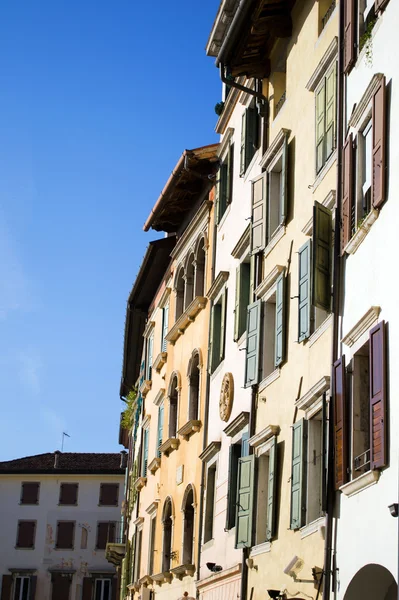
<box><xmin>147</xmin><ymin>334</ymin><xmax>154</xmax><ymax>380</ymax></box>
<box><xmin>220</xmin><ymin>289</ymin><xmax>227</xmax><ymax>362</ymax></box>
<box><xmin>208</xmin><ymin>305</ymin><xmax>215</xmax><ymax>374</ymax></box>
<box><xmin>215</xmin><ymin>167</ymin><xmax>221</xmax><ymax>224</ymax></box>
<box><xmin>316</xmin><ymin>81</ymin><xmax>326</xmax><ymax>173</ymax></box>
<box><xmin>246</xmin><ymin>107</ymin><xmax>258</xmax><ymax>170</ymax></box>
<box><xmin>142</xmin><ymin>429</ymin><xmax>149</xmax><ymax>477</ymax></box>
<box><xmin>234</xmin><ymin>264</ymin><xmax>250</xmax><ymax>341</ymax></box>
<box><xmin>157</xmin><ymin>404</ymin><xmax>164</xmax><ymax>458</ymax></box>
<box><xmin>161</xmin><ymin>303</ymin><xmax>169</xmax><ymax>352</ymax></box>
<box><xmin>266</xmin><ymin>436</ymin><xmax>277</xmax><ymax>541</ymax></box>
<box><xmin>312</xmin><ymin>201</ymin><xmax>332</xmax><ymax>311</ymax></box>
<box><xmin>235</xmin><ymin>454</ymin><xmax>256</xmax><ymax>548</ymax></box>
<box><xmin>280</xmin><ymin>133</ymin><xmax>288</xmax><ymax>225</ymax></box>
<box><xmin>275</xmin><ymin>272</ymin><xmax>286</xmax><ymax>367</ymax></box>
<box><xmin>234</xmin><ymin>265</ymin><xmax>241</xmax><ymax>342</ymax></box>
<box><xmin>244</xmin><ymin>300</ymin><xmax>262</xmax><ymax>387</ymax></box>
<box><xmin>227</xmin><ymin>143</ymin><xmax>234</xmax><ymax>204</ymax></box>
<box><xmin>240</xmin><ymin>111</ymin><xmax>246</xmax><ymax>176</ymax></box>
<box><xmin>251</xmin><ymin>173</ymin><xmax>267</xmax><ymax>254</ymax></box>
<box><xmin>325</xmin><ymin>62</ymin><xmax>337</xmax><ymax>160</ymax></box>
<box><xmin>220</xmin><ymin>162</ymin><xmax>228</xmax><ymax>219</ymax></box>
<box><xmin>290</xmin><ymin>419</ymin><xmax>307</xmax><ymax>530</ymax></box>
<box><xmin>249</xmin><ymin>254</ymin><xmax>255</xmax><ymax>302</ymax></box>
<box><xmin>298</xmin><ymin>240</ymin><xmax>312</xmax><ymax>342</ymax></box>
<box><xmin>226</xmin><ymin>444</ymin><xmax>241</xmax><ymax>530</ymax></box>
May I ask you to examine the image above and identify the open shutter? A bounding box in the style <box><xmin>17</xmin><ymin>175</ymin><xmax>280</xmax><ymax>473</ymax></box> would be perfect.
<box><xmin>369</xmin><ymin>321</ymin><xmax>387</xmax><ymax>469</ymax></box>
<box><xmin>226</xmin><ymin>444</ymin><xmax>241</xmax><ymax>530</ymax></box>
<box><xmin>1</xmin><ymin>575</ymin><xmax>12</xmax><ymax>600</ymax></box>
<box><xmin>341</xmin><ymin>134</ymin><xmax>354</xmax><ymax>252</ymax></box>
<box><xmin>240</xmin><ymin>111</ymin><xmax>247</xmax><ymax>176</ymax></box>
<box><xmin>246</xmin><ymin>107</ymin><xmax>258</xmax><ymax>169</ymax></box>
<box><xmin>161</xmin><ymin>303</ymin><xmax>169</xmax><ymax>352</ymax></box>
<box><xmin>325</xmin><ymin>62</ymin><xmax>337</xmax><ymax>159</ymax></box>
<box><xmin>208</xmin><ymin>306</ymin><xmax>215</xmax><ymax>374</ymax></box>
<box><xmin>142</xmin><ymin>429</ymin><xmax>149</xmax><ymax>477</ymax></box>
<box><xmin>372</xmin><ymin>76</ymin><xmax>386</xmax><ymax>209</ymax></box>
<box><xmin>333</xmin><ymin>356</ymin><xmax>348</xmax><ymax>489</ymax></box>
<box><xmin>235</xmin><ymin>454</ymin><xmax>255</xmax><ymax>548</ymax></box>
<box><xmin>251</xmin><ymin>173</ymin><xmax>267</xmax><ymax>253</ymax></box>
<box><xmin>275</xmin><ymin>273</ymin><xmax>286</xmax><ymax>367</ymax></box>
<box><xmin>312</xmin><ymin>201</ymin><xmax>332</xmax><ymax>311</ymax></box>
<box><xmin>234</xmin><ymin>264</ymin><xmax>250</xmax><ymax>341</ymax></box>
<box><xmin>316</xmin><ymin>82</ymin><xmax>326</xmax><ymax>173</ymax></box>
<box><xmin>298</xmin><ymin>240</ymin><xmax>312</xmax><ymax>342</ymax></box>
<box><xmin>220</xmin><ymin>288</ymin><xmax>227</xmax><ymax>362</ymax></box>
<box><xmin>157</xmin><ymin>404</ymin><xmax>164</xmax><ymax>458</ymax></box>
<box><xmin>227</xmin><ymin>143</ymin><xmax>234</xmax><ymax>204</ymax></box>
<box><xmin>290</xmin><ymin>419</ymin><xmax>307</xmax><ymax>530</ymax></box>
<box><xmin>215</xmin><ymin>167</ymin><xmax>221</xmax><ymax>224</ymax></box>
<box><xmin>280</xmin><ymin>133</ymin><xmax>288</xmax><ymax>224</ymax></box>
<box><xmin>343</xmin><ymin>0</ymin><xmax>356</xmax><ymax>74</ymax></box>
<box><xmin>82</xmin><ymin>577</ymin><xmax>92</xmax><ymax>600</ymax></box>
<box><xmin>244</xmin><ymin>300</ymin><xmax>262</xmax><ymax>387</ymax></box>
<box><xmin>266</xmin><ymin>436</ymin><xmax>277</xmax><ymax>541</ymax></box>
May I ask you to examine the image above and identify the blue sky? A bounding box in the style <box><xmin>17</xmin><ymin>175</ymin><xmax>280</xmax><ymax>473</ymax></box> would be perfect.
<box><xmin>0</xmin><ymin>1</ymin><xmax>220</xmax><ymax>460</ymax></box>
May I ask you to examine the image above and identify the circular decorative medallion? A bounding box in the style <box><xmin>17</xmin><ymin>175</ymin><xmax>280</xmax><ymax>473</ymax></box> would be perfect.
<box><xmin>219</xmin><ymin>372</ymin><xmax>234</xmax><ymax>422</ymax></box>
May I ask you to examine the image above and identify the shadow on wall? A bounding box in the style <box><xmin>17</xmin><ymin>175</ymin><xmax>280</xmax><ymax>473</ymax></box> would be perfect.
<box><xmin>344</xmin><ymin>563</ymin><xmax>397</xmax><ymax>600</ymax></box>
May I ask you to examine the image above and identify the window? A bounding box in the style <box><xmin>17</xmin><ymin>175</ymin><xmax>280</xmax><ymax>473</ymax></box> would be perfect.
<box><xmin>234</xmin><ymin>260</ymin><xmax>250</xmax><ymax>341</ymax></box>
<box><xmin>240</xmin><ymin>103</ymin><xmax>259</xmax><ymax>176</ymax></box>
<box><xmin>162</xmin><ymin>500</ymin><xmax>173</xmax><ymax>572</ymax></box>
<box><xmin>184</xmin><ymin>253</ymin><xmax>195</xmax><ymax>309</ymax></box>
<box><xmin>157</xmin><ymin>403</ymin><xmax>164</xmax><ymax>458</ymax></box>
<box><xmin>161</xmin><ymin>303</ymin><xmax>169</xmax><ymax>352</ymax></box>
<box><xmin>59</xmin><ymin>483</ymin><xmax>78</xmax><ymax>505</ymax></box>
<box><xmin>194</xmin><ymin>240</ymin><xmax>206</xmax><ymax>297</ymax></box>
<box><xmin>188</xmin><ymin>352</ymin><xmax>200</xmax><ymax>421</ymax></box>
<box><xmin>96</xmin><ymin>522</ymin><xmax>116</xmax><ymax>550</ymax></box>
<box><xmin>99</xmin><ymin>483</ymin><xmax>119</xmax><ymax>506</ymax></box>
<box><xmin>20</xmin><ymin>482</ymin><xmax>40</xmax><ymax>505</ymax></box>
<box><xmin>168</xmin><ymin>375</ymin><xmax>179</xmax><ymax>438</ymax></box>
<box><xmin>145</xmin><ymin>332</ymin><xmax>154</xmax><ymax>381</ymax></box>
<box><xmin>334</xmin><ymin>321</ymin><xmax>387</xmax><ymax>489</ymax></box>
<box><xmin>254</xmin><ymin>436</ymin><xmax>277</xmax><ymax>545</ymax></box>
<box><xmin>216</xmin><ymin>143</ymin><xmax>234</xmax><ymax>223</ymax></box>
<box><xmin>13</xmin><ymin>576</ymin><xmax>35</xmax><ymax>600</ymax></box>
<box><xmin>148</xmin><ymin>516</ymin><xmax>156</xmax><ymax>575</ymax></box>
<box><xmin>225</xmin><ymin>433</ymin><xmax>249</xmax><ymax>531</ymax></box>
<box><xmin>16</xmin><ymin>521</ymin><xmax>36</xmax><ymax>549</ymax></box>
<box><xmin>182</xmin><ymin>487</ymin><xmax>195</xmax><ymax>564</ymax></box>
<box><xmin>141</xmin><ymin>427</ymin><xmax>149</xmax><ymax>477</ymax></box>
<box><xmin>203</xmin><ymin>463</ymin><xmax>216</xmax><ymax>543</ymax></box>
<box><xmin>315</xmin><ymin>62</ymin><xmax>336</xmax><ymax>174</ymax></box>
<box><xmin>318</xmin><ymin>0</ymin><xmax>336</xmax><ymax>33</ymax></box>
<box><xmin>94</xmin><ymin>578</ymin><xmax>111</xmax><ymax>600</ymax></box>
<box><xmin>209</xmin><ymin>288</ymin><xmax>227</xmax><ymax>374</ymax></box>
<box><xmin>175</xmin><ymin>267</ymin><xmax>185</xmax><ymax>320</ymax></box>
<box><xmin>55</xmin><ymin>521</ymin><xmax>75</xmax><ymax>549</ymax></box>
<box><xmin>133</xmin><ymin>527</ymin><xmax>143</xmax><ymax>583</ymax></box>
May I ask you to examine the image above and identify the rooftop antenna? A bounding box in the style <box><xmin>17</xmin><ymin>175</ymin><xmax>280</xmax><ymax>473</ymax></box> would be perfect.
<box><xmin>61</xmin><ymin>432</ymin><xmax>70</xmax><ymax>452</ymax></box>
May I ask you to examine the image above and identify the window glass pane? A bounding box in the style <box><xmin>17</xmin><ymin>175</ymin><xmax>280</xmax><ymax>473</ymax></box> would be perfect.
<box><xmin>364</xmin><ymin>120</ymin><xmax>372</xmax><ymax>190</ymax></box>
<box><xmin>14</xmin><ymin>578</ymin><xmax>21</xmax><ymax>600</ymax></box>
<box><xmin>22</xmin><ymin>578</ymin><xmax>30</xmax><ymax>600</ymax></box>
<box><xmin>95</xmin><ymin>580</ymin><xmax>102</xmax><ymax>600</ymax></box>
<box><xmin>103</xmin><ymin>580</ymin><xmax>111</xmax><ymax>600</ymax></box>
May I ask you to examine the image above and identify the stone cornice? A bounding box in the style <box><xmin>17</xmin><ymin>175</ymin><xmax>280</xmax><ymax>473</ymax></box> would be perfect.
<box><xmin>342</xmin><ymin>306</ymin><xmax>381</xmax><ymax>347</ymax></box>
<box><xmin>199</xmin><ymin>441</ymin><xmax>221</xmax><ymax>463</ymax></box>
<box><xmin>231</xmin><ymin>225</ymin><xmax>250</xmax><ymax>259</ymax></box>
<box><xmin>223</xmin><ymin>411</ymin><xmax>249</xmax><ymax>437</ymax></box>
<box><xmin>206</xmin><ymin>271</ymin><xmax>229</xmax><ymax>301</ymax></box>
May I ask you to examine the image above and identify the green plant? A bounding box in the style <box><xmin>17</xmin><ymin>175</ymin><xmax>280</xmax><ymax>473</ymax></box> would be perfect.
<box><xmin>215</xmin><ymin>101</ymin><xmax>225</xmax><ymax>116</ymax></box>
<box><xmin>360</xmin><ymin>18</ymin><xmax>376</xmax><ymax>67</ymax></box>
<box><xmin>121</xmin><ymin>388</ymin><xmax>137</xmax><ymax>430</ymax></box>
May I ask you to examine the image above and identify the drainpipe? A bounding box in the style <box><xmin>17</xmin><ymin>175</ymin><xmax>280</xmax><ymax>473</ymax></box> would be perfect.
<box><xmin>216</xmin><ymin>0</ymin><xmax>255</xmax><ymax>70</ymax></box>
<box><xmin>324</xmin><ymin>1</ymin><xmax>344</xmax><ymax>598</ymax></box>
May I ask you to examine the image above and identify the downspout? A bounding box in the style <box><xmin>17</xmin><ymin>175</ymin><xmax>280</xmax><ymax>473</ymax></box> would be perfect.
<box><xmin>324</xmin><ymin>1</ymin><xmax>344</xmax><ymax>598</ymax></box>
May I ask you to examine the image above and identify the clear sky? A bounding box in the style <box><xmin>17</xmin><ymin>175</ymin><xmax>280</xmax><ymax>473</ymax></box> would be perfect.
<box><xmin>0</xmin><ymin>1</ymin><xmax>220</xmax><ymax>460</ymax></box>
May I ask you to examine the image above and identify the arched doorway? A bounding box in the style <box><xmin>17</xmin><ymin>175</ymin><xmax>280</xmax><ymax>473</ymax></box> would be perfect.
<box><xmin>344</xmin><ymin>563</ymin><xmax>397</xmax><ymax>600</ymax></box>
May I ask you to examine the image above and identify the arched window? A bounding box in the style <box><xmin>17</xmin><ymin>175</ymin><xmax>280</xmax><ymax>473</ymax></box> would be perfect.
<box><xmin>182</xmin><ymin>487</ymin><xmax>195</xmax><ymax>565</ymax></box>
<box><xmin>175</xmin><ymin>267</ymin><xmax>185</xmax><ymax>320</ymax></box>
<box><xmin>188</xmin><ymin>352</ymin><xmax>200</xmax><ymax>421</ymax></box>
<box><xmin>168</xmin><ymin>374</ymin><xmax>179</xmax><ymax>438</ymax></box>
<box><xmin>184</xmin><ymin>253</ymin><xmax>195</xmax><ymax>310</ymax></box>
<box><xmin>162</xmin><ymin>499</ymin><xmax>173</xmax><ymax>572</ymax></box>
<box><xmin>194</xmin><ymin>239</ymin><xmax>206</xmax><ymax>297</ymax></box>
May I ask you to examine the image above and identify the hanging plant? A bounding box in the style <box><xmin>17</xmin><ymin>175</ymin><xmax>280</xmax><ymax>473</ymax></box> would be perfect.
<box><xmin>215</xmin><ymin>101</ymin><xmax>225</xmax><ymax>116</ymax></box>
<box><xmin>360</xmin><ymin>18</ymin><xmax>376</xmax><ymax>67</ymax></box>
<box><xmin>121</xmin><ymin>388</ymin><xmax>137</xmax><ymax>430</ymax></box>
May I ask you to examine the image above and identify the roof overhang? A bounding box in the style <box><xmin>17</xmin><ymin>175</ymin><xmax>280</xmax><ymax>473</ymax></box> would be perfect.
<box><xmin>143</xmin><ymin>144</ymin><xmax>219</xmax><ymax>233</ymax></box>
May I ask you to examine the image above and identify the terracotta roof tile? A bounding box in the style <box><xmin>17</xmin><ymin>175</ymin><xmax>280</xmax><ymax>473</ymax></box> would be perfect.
<box><xmin>0</xmin><ymin>452</ymin><xmax>125</xmax><ymax>474</ymax></box>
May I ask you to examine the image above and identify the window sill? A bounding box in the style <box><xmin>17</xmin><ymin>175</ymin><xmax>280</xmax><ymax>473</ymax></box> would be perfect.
<box><xmin>170</xmin><ymin>564</ymin><xmax>195</xmax><ymax>580</ymax></box>
<box><xmin>308</xmin><ymin>314</ymin><xmax>333</xmax><ymax>347</ymax></box>
<box><xmin>165</xmin><ymin>296</ymin><xmax>207</xmax><ymax>345</ymax></box>
<box><xmin>19</xmin><ymin>502</ymin><xmax>39</xmax><ymax>506</ymax></box>
<box><xmin>250</xmin><ymin>541</ymin><xmax>271</xmax><ymax>557</ymax></box>
<box><xmin>153</xmin><ymin>352</ymin><xmax>167</xmax><ymax>373</ymax></box>
<box><xmin>15</xmin><ymin>547</ymin><xmax>35</xmax><ymax>550</ymax></box>
<box><xmin>264</xmin><ymin>225</ymin><xmax>286</xmax><ymax>258</ymax></box>
<box><xmin>340</xmin><ymin>469</ymin><xmax>380</xmax><ymax>497</ymax></box>
<box><xmin>148</xmin><ymin>457</ymin><xmax>161</xmax><ymax>475</ymax></box>
<box><xmin>201</xmin><ymin>538</ymin><xmax>214</xmax><ymax>551</ymax></box>
<box><xmin>177</xmin><ymin>420</ymin><xmax>202</xmax><ymax>441</ymax></box>
<box><xmin>152</xmin><ymin>572</ymin><xmax>173</xmax><ymax>586</ymax></box>
<box><xmin>133</xmin><ymin>477</ymin><xmax>147</xmax><ymax>492</ymax></box>
<box><xmin>210</xmin><ymin>359</ymin><xmax>225</xmax><ymax>380</ymax></box>
<box><xmin>159</xmin><ymin>437</ymin><xmax>180</xmax><ymax>456</ymax></box>
<box><xmin>300</xmin><ymin>516</ymin><xmax>326</xmax><ymax>539</ymax></box>
<box><xmin>139</xmin><ymin>379</ymin><xmax>152</xmax><ymax>398</ymax></box>
<box><xmin>259</xmin><ymin>368</ymin><xmax>280</xmax><ymax>392</ymax></box>
<box><xmin>344</xmin><ymin>209</ymin><xmax>379</xmax><ymax>255</ymax></box>
<box><xmin>312</xmin><ymin>149</ymin><xmax>337</xmax><ymax>193</ymax></box>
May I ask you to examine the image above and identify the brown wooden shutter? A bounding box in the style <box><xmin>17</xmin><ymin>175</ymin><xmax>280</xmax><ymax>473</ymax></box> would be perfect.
<box><xmin>372</xmin><ymin>76</ymin><xmax>386</xmax><ymax>209</ymax></box>
<box><xmin>82</xmin><ymin>577</ymin><xmax>92</xmax><ymax>600</ymax></box>
<box><xmin>375</xmin><ymin>0</ymin><xmax>390</xmax><ymax>12</ymax></box>
<box><xmin>341</xmin><ymin>135</ymin><xmax>353</xmax><ymax>253</ymax></box>
<box><xmin>369</xmin><ymin>321</ymin><xmax>387</xmax><ymax>469</ymax></box>
<box><xmin>59</xmin><ymin>483</ymin><xmax>78</xmax><ymax>505</ymax></box>
<box><xmin>29</xmin><ymin>576</ymin><xmax>37</xmax><ymax>600</ymax></box>
<box><xmin>333</xmin><ymin>357</ymin><xmax>348</xmax><ymax>489</ymax></box>
<box><xmin>99</xmin><ymin>484</ymin><xmax>119</xmax><ymax>506</ymax></box>
<box><xmin>56</xmin><ymin>522</ymin><xmax>75</xmax><ymax>549</ymax></box>
<box><xmin>21</xmin><ymin>483</ymin><xmax>39</xmax><ymax>504</ymax></box>
<box><xmin>343</xmin><ymin>0</ymin><xmax>356</xmax><ymax>74</ymax></box>
<box><xmin>17</xmin><ymin>521</ymin><xmax>36</xmax><ymax>548</ymax></box>
<box><xmin>111</xmin><ymin>578</ymin><xmax>117</xmax><ymax>600</ymax></box>
<box><xmin>96</xmin><ymin>523</ymin><xmax>108</xmax><ymax>550</ymax></box>
<box><xmin>0</xmin><ymin>575</ymin><xmax>12</xmax><ymax>600</ymax></box>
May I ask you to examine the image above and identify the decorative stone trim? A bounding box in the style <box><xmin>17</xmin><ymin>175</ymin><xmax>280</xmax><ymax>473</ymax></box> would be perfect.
<box><xmin>312</xmin><ymin>150</ymin><xmax>337</xmax><ymax>193</ymax></box>
<box><xmin>260</xmin><ymin>128</ymin><xmax>291</xmax><ymax>169</ymax></box>
<box><xmin>148</xmin><ymin>457</ymin><xmax>161</xmax><ymax>475</ymax></box>
<box><xmin>264</xmin><ymin>225</ymin><xmax>286</xmax><ymax>258</ymax></box>
<box><xmin>308</xmin><ymin>314</ymin><xmax>333</xmax><ymax>347</ymax></box>
<box><xmin>139</xmin><ymin>575</ymin><xmax>153</xmax><ymax>587</ymax></box>
<box><xmin>206</xmin><ymin>271</ymin><xmax>229</xmax><ymax>300</ymax></box>
<box><xmin>250</xmin><ymin>541</ymin><xmax>271</xmax><ymax>557</ymax></box>
<box><xmin>249</xmin><ymin>426</ymin><xmax>280</xmax><ymax>449</ymax></box>
<box><xmin>143</xmin><ymin>320</ymin><xmax>155</xmax><ymax>339</ymax></box>
<box><xmin>159</xmin><ymin>437</ymin><xmax>180</xmax><ymax>456</ymax></box>
<box><xmin>158</xmin><ymin>286</ymin><xmax>171</xmax><ymax>309</ymax></box>
<box><xmin>142</xmin><ymin>415</ymin><xmax>151</xmax><ymax>429</ymax></box>
<box><xmin>153</xmin><ymin>389</ymin><xmax>165</xmax><ymax>407</ymax></box>
<box><xmin>153</xmin><ymin>352</ymin><xmax>168</xmax><ymax>373</ymax></box>
<box><xmin>344</xmin><ymin>209</ymin><xmax>379</xmax><ymax>255</ymax></box>
<box><xmin>217</xmin><ymin>127</ymin><xmax>235</xmax><ymax>158</ymax></box>
<box><xmin>145</xmin><ymin>500</ymin><xmax>159</xmax><ymax>516</ymax></box>
<box><xmin>306</xmin><ymin>37</ymin><xmax>338</xmax><ymax>91</ymax></box>
<box><xmin>296</xmin><ymin>376</ymin><xmax>330</xmax><ymax>413</ymax></box>
<box><xmin>152</xmin><ymin>572</ymin><xmax>173</xmax><ymax>586</ymax></box>
<box><xmin>170</xmin><ymin>564</ymin><xmax>195</xmax><ymax>580</ymax></box>
<box><xmin>255</xmin><ymin>265</ymin><xmax>285</xmax><ymax>299</ymax></box>
<box><xmin>302</xmin><ymin>190</ymin><xmax>336</xmax><ymax>235</ymax></box>
<box><xmin>133</xmin><ymin>477</ymin><xmax>147</xmax><ymax>492</ymax></box>
<box><xmin>349</xmin><ymin>73</ymin><xmax>384</xmax><ymax>128</ymax></box>
<box><xmin>170</xmin><ymin>202</ymin><xmax>211</xmax><ymax>262</ymax></box>
<box><xmin>177</xmin><ymin>420</ymin><xmax>202</xmax><ymax>440</ymax></box>
<box><xmin>300</xmin><ymin>516</ymin><xmax>326</xmax><ymax>540</ymax></box>
<box><xmin>199</xmin><ymin>441</ymin><xmax>221</xmax><ymax>463</ymax></box>
<box><xmin>231</xmin><ymin>225</ymin><xmax>250</xmax><ymax>259</ymax></box>
<box><xmin>258</xmin><ymin>368</ymin><xmax>281</xmax><ymax>390</ymax></box>
<box><xmin>139</xmin><ymin>379</ymin><xmax>152</xmax><ymax>398</ymax></box>
<box><xmin>165</xmin><ymin>297</ymin><xmax>207</xmax><ymax>345</ymax></box>
<box><xmin>196</xmin><ymin>562</ymin><xmax>242</xmax><ymax>589</ymax></box>
<box><xmin>342</xmin><ymin>306</ymin><xmax>381</xmax><ymax>347</ymax></box>
<box><xmin>223</xmin><ymin>411</ymin><xmax>250</xmax><ymax>437</ymax></box>
<box><xmin>340</xmin><ymin>470</ymin><xmax>380</xmax><ymax>497</ymax></box>
<box><xmin>133</xmin><ymin>516</ymin><xmax>144</xmax><ymax>528</ymax></box>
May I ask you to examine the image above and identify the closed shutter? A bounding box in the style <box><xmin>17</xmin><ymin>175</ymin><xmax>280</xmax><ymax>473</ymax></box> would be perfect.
<box><xmin>280</xmin><ymin>133</ymin><xmax>288</xmax><ymax>224</ymax></box>
<box><xmin>372</xmin><ymin>76</ymin><xmax>386</xmax><ymax>209</ymax></box>
<box><xmin>240</xmin><ymin>111</ymin><xmax>246</xmax><ymax>176</ymax></box>
<box><xmin>1</xmin><ymin>575</ymin><xmax>12</xmax><ymax>600</ymax></box>
<box><xmin>312</xmin><ymin>201</ymin><xmax>332</xmax><ymax>311</ymax></box>
<box><xmin>142</xmin><ymin>429</ymin><xmax>149</xmax><ymax>477</ymax></box>
<box><xmin>99</xmin><ymin>483</ymin><xmax>119</xmax><ymax>506</ymax></box>
<box><xmin>97</xmin><ymin>522</ymin><xmax>109</xmax><ymax>549</ymax></box>
<box><xmin>290</xmin><ymin>419</ymin><xmax>307</xmax><ymax>530</ymax></box>
<box><xmin>21</xmin><ymin>483</ymin><xmax>39</xmax><ymax>505</ymax></box>
<box><xmin>266</xmin><ymin>436</ymin><xmax>277</xmax><ymax>541</ymax></box>
<box><xmin>234</xmin><ymin>263</ymin><xmax>250</xmax><ymax>341</ymax></box>
<box><xmin>298</xmin><ymin>240</ymin><xmax>312</xmax><ymax>342</ymax></box>
<box><xmin>29</xmin><ymin>576</ymin><xmax>37</xmax><ymax>600</ymax></box>
<box><xmin>220</xmin><ymin>288</ymin><xmax>227</xmax><ymax>362</ymax></box>
<box><xmin>316</xmin><ymin>82</ymin><xmax>326</xmax><ymax>173</ymax></box>
<box><xmin>333</xmin><ymin>357</ymin><xmax>348</xmax><ymax>489</ymax></box>
<box><xmin>275</xmin><ymin>273</ymin><xmax>286</xmax><ymax>367</ymax></box>
<box><xmin>161</xmin><ymin>303</ymin><xmax>169</xmax><ymax>352</ymax></box>
<box><xmin>82</xmin><ymin>577</ymin><xmax>92</xmax><ymax>600</ymax></box>
<box><xmin>235</xmin><ymin>455</ymin><xmax>255</xmax><ymax>548</ymax></box>
<box><xmin>227</xmin><ymin>143</ymin><xmax>234</xmax><ymax>204</ymax></box>
<box><xmin>59</xmin><ymin>483</ymin><xmax>78</xmax><ymax>505</ymax></box>
<box><xmin>111</xmin><ymin>578</ymin><xmax>117</xmax><ymax>600</ymax></box>
<box><xmin>341</xmin><ymin>135</ymin><xmax>354</xmax><ymax>252</ymax></box>
<box><xmin>234</xmin><ymin>265</ymin><xmax>241</xmax><ymax>342</ymax></box>
<box><xmin>244</xmin><ymin>300</ymin><xmax>262</xmax><ymax>387</ymax></box>
<box><xmin>369</xmin><ymin>321</ymin><xmax>387</xmax><ymax>469</ymax></box>
<box><xmin>343</xmin><ymin>0</ymin><xmax>356</xmax><ymax>74</ymax></box>
<box><xmin>251</xmin><ymin>173</ymin><xmax>267</xmax><ymax>253</ymax></box>
<box><xmin>157</xmin><ymin>404</ymin><xmax>164</xmax><ymax>458</ymax></box>
<box><xmin>215</xmin><ymin>166</ymin><xmax>221</xmax><ymax>224</ymax></box>
<box><xmin>220</xmin><ymin>161</ymin><xmax>228</xmax><ymax>218</ymax></box>
<box><xmin>325</xmin><ymin>62</ymin><xmax>337</xmax><ymax>160</ymax></box>
<box><xmin>17</xmin><ymin>521</ymin><xmax>35</xmax><ymax>548</ymax></box>
<box><xmin>246</xmin><ymin>107</ymin><xmax>258</xmax><ymax>170</ymax></box>
<box><xmin>146</xmin><ymin>334</ymin><xmax>154</xmax><ymax>380</ymax></box>
<box><xmin>225</xmin><ymin>444</ymin><xmax>241</xmax><ymax>530</ymax></box>
<box><xmin>56</xmin><ymin>522</ymin><xmax>75</xmax><ymax>549</ymax></box>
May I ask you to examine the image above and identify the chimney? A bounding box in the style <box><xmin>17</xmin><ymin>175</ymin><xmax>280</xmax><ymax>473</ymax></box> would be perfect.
<box><xmin>120</xmin><ymin>450</ymin><xmax>127</xmax><ymax>469</ymax></box>
<box><xmin>54</xmin><ymin>450</ymin><xmax>61</xmax><ymax>469</ymax></box>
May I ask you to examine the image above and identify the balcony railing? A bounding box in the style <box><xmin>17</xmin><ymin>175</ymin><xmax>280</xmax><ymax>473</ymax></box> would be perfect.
<box><xmin>322</xmin><ymin>0</ymin><xmax>336</xmax><ymax>30</ymax></box>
